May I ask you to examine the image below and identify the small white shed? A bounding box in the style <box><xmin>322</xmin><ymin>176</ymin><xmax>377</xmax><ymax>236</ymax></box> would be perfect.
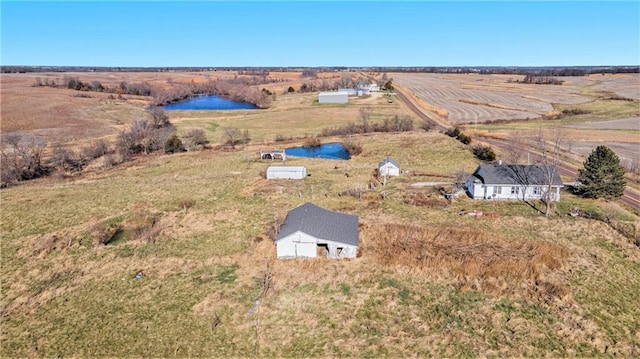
<box><xmin>378</xmin><ymin>157</ymin><xmax>400</xmax><ymax>177</ymax></box>
<box><xmin>276</xmin><ymin>202</ymin><xmax>359</xmax><ymax>259</ymax></box>
<box><xmin>318</xmin><ymin>92</ymin><xmax>348</xmax><ymax>104</ymax></box>
<box><xmin>266</xmin><ymin>166</ymin><xmax>307</xmax><ymax>180</ymax></box>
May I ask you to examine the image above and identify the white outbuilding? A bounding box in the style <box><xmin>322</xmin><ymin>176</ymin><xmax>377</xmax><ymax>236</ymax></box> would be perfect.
<box><xmin>318</xmin><ymin>91</ymin><xmax>348</xmax><ymax>104</ymax></box>
<box><xmin>378</xmin><ymin>157</ymin><xmax>400</xmax><ymax>177</ymax></box>
<box><xmin>276</xmin><ymin>202</ymin><xmax>359</xmax><ymax>259</ymax></box>
<box><xmin>266</xmin><ymin>166</ymin><xmax>307</xmax><ymax>180</ymax></box>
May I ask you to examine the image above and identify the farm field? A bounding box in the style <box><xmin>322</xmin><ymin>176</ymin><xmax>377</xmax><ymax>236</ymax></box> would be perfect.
<box><xmin>393</xmin><ymin>72</ymin><xmax>640</xmax><ymax>182</ymax></box>
<box><xmin>2</xmin><ymin>71</ymin><xmax>640</xmax><ymax>357</ymax></box>
<box><xmin>0</xmin><ymin>71</ymin><xmax>352</xmax><ymax>148</ymax></box>
<box><xmin>392</xmin><ymin>73</ymin><xmax>593</xmax><ymax>124</ymax></box>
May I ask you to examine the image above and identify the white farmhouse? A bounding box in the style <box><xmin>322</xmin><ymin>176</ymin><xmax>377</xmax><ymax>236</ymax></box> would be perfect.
<box><xmin>466</xmin><ymin>164</ymin><xmax>563</xmax><ymax>201</ymax></box>
<box><xmin>276</xmin><ymin>202</ymin><xmax>359</xmax><ymax>259</ymax></box>
<box><xmin>378</xmin><ymin>157</ymin><xmax>400</xmax><ymax>177</ymax></box>
<box><xmin>318</xmin><ymin>92</ymin><xmax>348</xmax><ymax>104</ymax></box>
<box><xmin>266</xmin><ymin>166</ymin><xmax>307</xmax><ymax>180</ymax></box>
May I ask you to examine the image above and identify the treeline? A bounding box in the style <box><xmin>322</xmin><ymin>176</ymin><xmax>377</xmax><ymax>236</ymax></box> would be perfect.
<box><xmin>515</xmin><ymin>74</ymin><xmax>564</xmax><ymax>85</ymax></box>
<box><xmin>320</xmin><ymin>115</ymin><xmax>414</xmax><ymax>137</ymax></box>
<box><xmin>359</xmin><ymin>66</ymin><xmax>640</xmax><ymax>76</ymax></box>
<box><xmin>0</xmin><ymin>108</ymin><xmax>208</xmax><ymax>187</ymax></box>
<box><xmin>153</xmin><ymin>77</ymin><xmax>274</xmax><ymax>108</ymax></box>
<box><xmin>4</xmin><ymin>65</ymin><xmax>639</xmax><ymax>75</ymax></box>
<box><xmin>33</xmin><ymin>76</ymin><xmax>274</xmax><ymax>108</ymax></box>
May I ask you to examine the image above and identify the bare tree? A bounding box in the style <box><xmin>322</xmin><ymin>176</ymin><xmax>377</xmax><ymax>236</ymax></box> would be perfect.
<box><xmin>224</xmin><ymin>127</ymin><xmax>242</xmax><ymax>149</ymax></box>
<box><xmin>534</xmin><ymin>127</ymin><xmax>564</xmax><ymax>217</ymax></box>
<box><xmin>504</xmin><ymin>132</ymin><xmax>527</xmax><ymax>164</ymax></box>
<box><xmin>1</xmin><ymin>133</ymin><xmax>47</xmax><ymax>185</ymax></box>
<box><xmin>148</xmin><ymin>107</ymin><xmax>169</xmax><ymax>128</ymax></box>
<box><xmin>50</xmin><ymin>143</ymin><xmax>78</xmax><ymax>171</ymax></box>
<box><xmin>359</xmin><ymin>107</ymin><xmax>372</xmax><ymax>132</ymax></box>
<box><xmin>454</xmin><ymin>168</ymin><xmax>468</xmax><ymax>190</ymax></box>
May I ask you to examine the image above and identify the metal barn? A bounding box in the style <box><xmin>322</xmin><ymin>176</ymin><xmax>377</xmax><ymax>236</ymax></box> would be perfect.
<box><xmin>276</xmin><ymin>203</ymin><xmax>359</xmax><ymax>259</ymax></box>
<box><xmin>318</xmin><ymin>92</ymin><xmax>348</xmax><ymax>104</ymax></box>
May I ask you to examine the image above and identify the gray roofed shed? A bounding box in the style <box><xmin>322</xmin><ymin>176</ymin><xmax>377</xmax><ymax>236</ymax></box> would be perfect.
<box><xmin>378</xmin><ymin>157</ymin><xmax>400</xmax><ymax>169</ymax></box>
<box><xmin>277</xmin><ymin>202</ymin><xmax>359</xmax><ymax>246</ymax></box>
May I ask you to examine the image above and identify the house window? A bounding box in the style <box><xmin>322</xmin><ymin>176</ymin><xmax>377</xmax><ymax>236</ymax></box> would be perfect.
<box><xmin>532</xmin><ymin>187</ymin><xmax>541</xmax><ymax>195</ymax></box>
<box><xmin>511</xmin><ymin>187</ymin><xmax>519</xmax><ymax>195</ymax></box>
<box><xmin>493</xmin><ymin>186</ymin><xmax>502</xmax><ymax>195</ymax></box>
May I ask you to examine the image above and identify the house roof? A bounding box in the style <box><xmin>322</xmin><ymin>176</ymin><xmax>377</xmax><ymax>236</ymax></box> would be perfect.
<box><xmin>276</xmin><ymin>202</ymin><xmax>359</xmax><ymax>246</ymax></box>
<box><xmin>472</xmin><ymin>164</ymin><xmax>563</xmax><ymax>186</ymax></box>
<box><xmin>378</xmin><ymin>157</ymin><xmax>400</xmax><ymax>169</ymax></box>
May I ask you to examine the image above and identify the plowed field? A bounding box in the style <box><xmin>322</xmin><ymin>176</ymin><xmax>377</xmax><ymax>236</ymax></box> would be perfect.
<box><xmin>393</xmin><ymin>73</ymin><xmax>592</xmax><ymax>124</ymax></box>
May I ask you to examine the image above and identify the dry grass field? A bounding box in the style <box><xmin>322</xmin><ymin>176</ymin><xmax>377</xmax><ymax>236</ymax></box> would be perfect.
<box><xmin>0</xmin><ymin>71</ymin><xmax>288</xmax><ymax>145</ymax></box>
<box><xmin>2</xmin><ymin>71</ymin><xmax>640</xmax><ymax>357</ymax></box>
<box><xmin>393</xmin><ymin>72</ymin><xmax>640</xmax><ymax>179</ymax></box>
<box><xmin>392</xmin><ymin>73</ymin><xmax>592</xmax><ymax>124</ymax></box>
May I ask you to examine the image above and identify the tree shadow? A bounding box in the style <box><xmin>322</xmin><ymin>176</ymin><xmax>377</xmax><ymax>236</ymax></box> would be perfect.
<box><xmin>524</xmin><ymin>200</ymin><xmax>545</xmax><ymax>215</ymax></box>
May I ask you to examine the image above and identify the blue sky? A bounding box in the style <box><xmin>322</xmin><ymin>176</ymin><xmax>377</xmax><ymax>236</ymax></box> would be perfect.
<box><xmin>1</xmin><ymin>1</ymin><xmax>639</xmax><ymax>67</ymax></box>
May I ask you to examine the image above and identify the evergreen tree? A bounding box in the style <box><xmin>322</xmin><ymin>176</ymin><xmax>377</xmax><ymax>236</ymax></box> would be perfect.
<box><xmin>577</xmin><ymin>145</ymin><xmax>626</xmax><ymax>199</ymax></box>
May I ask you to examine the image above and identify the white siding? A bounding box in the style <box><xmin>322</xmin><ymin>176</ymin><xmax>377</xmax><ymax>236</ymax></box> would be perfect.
<box><xmin>319</xmin><ymin>239</ymin><xmax>357</xmax><ymax>259</ymax></box>
<box><xmin>318</xmin><ymin>92</ymin><xmax>348</xmax><ymax>104</ymax></box>
<box><xmin>466</xmin><ymin>178</ymin><xmax>485</xmax><ymax>199</ymax></box>
<box><xmin>479</xmin><ymin>184</ymin><xmax>561</xmax><ymax>201</ymax></box>
<box><xmin>379</xmin><ymin>163</ymin><xmax>400</xmax><ymax>177</ymax></box>
<box><xmin>276</xmin><ymin>231</ymin><xmax>358</xmax><ymax>259</ymax></box>
<box><xmin>266</xmin><ymin>166</ymin><xmax>307</xmax><ymax>180</ymax></box>
<box><xmin>276</xmin><ymin>233</ymin><xmax>297</xmax><ymax>258</ymax></box>
<box><xmin>277</xmin><ymin>231</ymin><xmax>318</xmax><ymax>258</ymax></box>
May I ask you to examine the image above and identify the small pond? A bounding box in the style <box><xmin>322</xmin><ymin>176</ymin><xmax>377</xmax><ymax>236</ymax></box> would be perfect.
<box><xmin>162</xmin><ymin>95</ymin><xmax>259</xmax><ymax>110</ymax></box>
<box><xmin>285</xmin><ymin>142</ymin><xmax>350</xmax><ymax>160</ymax></box>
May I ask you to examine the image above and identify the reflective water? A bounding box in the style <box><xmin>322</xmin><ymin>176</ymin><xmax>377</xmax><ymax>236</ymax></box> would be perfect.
<box><xmin>285</xmin><ymin>142</ymin><xmax>350</xmax><ymax>160</ymax></box>
<box><xmin>162</xmin><ymin>95</ymin><xmax>258</xmax><ymax>110</ymax></box>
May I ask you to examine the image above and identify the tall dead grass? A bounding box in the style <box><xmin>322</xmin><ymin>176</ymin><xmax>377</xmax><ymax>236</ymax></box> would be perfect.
<box><xmin>363</xmin><ymin>223</ymin><xmax>569</xmax><ymax>300</ymax></box>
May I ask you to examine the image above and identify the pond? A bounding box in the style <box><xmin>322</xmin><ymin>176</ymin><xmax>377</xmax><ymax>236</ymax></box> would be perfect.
<box><xmin>162</xmin><ymin>95</ymin><xmax>259</xmax><ymax>110</ymax></box>
<box><xmin>285</xmin><ymin>142</ymin><xmax>350</xmax><ymax>160</ymax></box>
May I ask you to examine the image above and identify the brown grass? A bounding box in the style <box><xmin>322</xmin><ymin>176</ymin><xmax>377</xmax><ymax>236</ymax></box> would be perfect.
<box><xmin>363</xmin><ymin>222</ymin><xmax>569</xmax><ymax>299</ymax></box>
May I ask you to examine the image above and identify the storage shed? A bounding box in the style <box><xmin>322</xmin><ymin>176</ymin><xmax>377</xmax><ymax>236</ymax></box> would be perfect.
<box><xmin>378</xmin><ymin>157</ymin><xmax>400</xmax><ymax>177</ymax></box>
<box><xmin>318</xmin><ymin>92</ymin><xmax>348</xmax><ymax>104</ymax></box>
<box><xmin>276</xmin><ymin>202</ymin><xmax>359</xmax><ymax>259</ymax></box>
<box><xmin>266</xmin><ymin>166</ymin><xmax>307</xmax><ymax>180</ymax></box>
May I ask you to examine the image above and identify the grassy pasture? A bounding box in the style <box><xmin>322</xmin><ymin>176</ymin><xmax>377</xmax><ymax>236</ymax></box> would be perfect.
<box><xmin>2</xmin><ymin>128</ymin><xmax>640</xmax><ymax>357</ymax></box>
<box><xmin>2</xmin><ymin>71</ymin><xmax>640</xmax><ymax>357</ymax></box>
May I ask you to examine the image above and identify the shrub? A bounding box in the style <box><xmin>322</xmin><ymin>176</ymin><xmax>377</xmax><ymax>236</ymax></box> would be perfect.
<box><xmin>472</xmin><ymin>145</ymin><xmax>496</xmax><ymax>161</ymax></box>
<box><xmin>81</xmin><ymin>139</ymin><xmax>109</xmax><ymax>161</ymax></box>
<box><xmin>303</xmin><ymin>137</ymin><xmax>322</xmax><ymax>148</ymax></box>
<box><xmin>0</xmin><ymin>133</ymin><xmax>48</xmax><ymax>185</ymax></box>
<box><xmin>50</xmin><ymin>144</ymin><xmax>80</xmax><ymax>171</ymax></box>
<box><xmin>164</xmin><ymin>135</ymin><xmax>183</xmax><ymax>153</ymax></box>
<box><xmin>148</xmin><ymin>107</ymin><xmax>170</xmax><ymax>128</ymax></box>
<box><xmin>342</xmin><ymin>139</ymin><xmax>362</xmax><ymax>156</ymax></box>
<box><xmin>183</xmin><ymin>129</ymin><xmax>208</xmax><ymax>150</ymax></box>
<box><xmin>445</xmin><ymin>127</ymin><xmax>472</xmax><ymax>145</ymax></box>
